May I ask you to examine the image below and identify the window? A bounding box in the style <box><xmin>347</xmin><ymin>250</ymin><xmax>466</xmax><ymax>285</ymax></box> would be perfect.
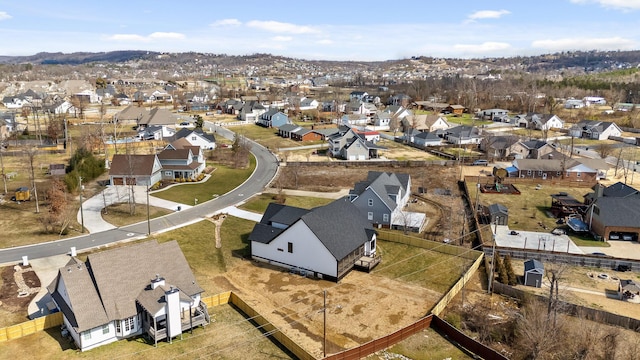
<box><xmin>287</xmin><ymin>242</ymin><xmax>293</xmax><ymax>253</ymax></box>
<box><xmin>383</xmin><ymin>213</ymin><xmax>389</xmax><ymax>222</ymax></box>
<box><xmin>527</xmin><ymin>170</ymin><xmax>532</xmax><ymax>176</ymax></box>
<box><xmin>566</xmin><ymin>171</ymin><xmax>571</xmax><ymax>178</ymax></box>
<box><xmin>368</xmin><ymin>199</ymin><xmax>373</xmax><ymax>206</ymax></box>
<box><xmin>102</xmin><ymin>325</ymin><xmax>109</xmax><ymax>335</ymax></box>
<box><xmin>124</xmin><ymin>316</ymin><xmax>135</xmax><ymax>332</ymax></box>
<box><xmin>191</xmin><ymin>136</ymin><xmax>197</xmax><ymax>141</ymax></box>
<box><xmin>556</xmin><ymin>171</ymin><xmax>561</xmax><ymax>177</ymax></box>
<box><xmin>115</xmin><ymin>321</ymin><xmax>121</xmax><ymax>334</ymax></box>
<box><xmin>165</xmin><ymin>171</ymin><xmax>172</xmax><ymax>176</ymax></box>
<box><xmin>83</xmin><ymin>331</ymin><xmax>92</xmax><ymax>340</ymax></box>
<box><xmin>367</xmin><ymin>212</ymin><xmax>374</xmax><ymax>220</ymax></box>
<box><xmin>538</xmin><ymin>170</ymin><xmax>543</xmax><ymax>176</ymax></box>
<box><xmin>576</xmin><ymin>172</ymin><xmax>581</xmax><ymax>178</ymax></box>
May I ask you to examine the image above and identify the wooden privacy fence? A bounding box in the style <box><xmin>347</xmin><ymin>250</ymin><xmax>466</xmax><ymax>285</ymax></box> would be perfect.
<box><xmin>0</xmin><ymin>312</ymin><xmax>63</xmax><ymax>342</ymax></box>
<box><xmin>377</xmin><ymin>230</ymin><xmax>481</xmax><ymax>260</ymax></box>
<box><xmin>229</xmin><ymin>292</ymin><xmax>316</xmax><ymax>360</ymax></box>
<box><xmin>431</xmin><ymin>252</ymin><xmax>484</xmax><ymax>316</ymax></box>
<box><xmin>324</xmin><ymin>315</ymin><xmax>434</xmax><ymax>360</ymax></box>
<box><xmin>491</xmin><ymin>281</ymin><xmax>640</xmax><ymax>332</ymax></box>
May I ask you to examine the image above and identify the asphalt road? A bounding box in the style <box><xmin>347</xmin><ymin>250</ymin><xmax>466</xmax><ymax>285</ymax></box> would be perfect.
<box><xmin>0</xmin><ymin>122</ymin><xmax>279</xmax><ymax>266</ymax></box>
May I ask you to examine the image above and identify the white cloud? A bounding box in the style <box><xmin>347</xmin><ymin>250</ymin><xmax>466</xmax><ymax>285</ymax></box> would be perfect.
<box><xmin>148</xmin><ymin>32</ymin><xmax>185</xmax><ymax>40</ymax></box>
<box><xmin>0</xmin><ymin>11</ymin><xmax>12</xmax><ymax>20</ymax></box>
<box><xmin>246</xmin><ymin>20</ymin><xmax>319</xmax><ymax>34</ymax></box>
<box><xmin>453</xmin><ymin>42</ymin><xmax>511</xmax><ymax>53</ymax></box>
<box><xmin>467</xmin><ymin>9</ymin><xmax>510</xmax><ymax>20</ymax></box>
<box><xmin>570</xmin><ymin>0</ymin><xmax>640</xmax><ymax>10</ymax></box>
<box><xmin>532</xmin><ymin>37</ymin><xmax>636</xmax><ymax>50</ymax></box>
<box><xmin>107</xmin><ymin>32</ymin><xmax>185</xmax><ymax>42</ymax></box>
<box><xmin>272</xmin><ymin>36</ymin><xmax>292</xmax><ymax>42</ymax></box>
<box><xmin>211</xmin><ymin>18</ymin><xmax>242</xmax><ymax>27</ymax></box>
<box><xmin>107</xmin><ymin>34</ymin><xmax>147</xmax><ymax>42</ymax></box>
<box><xmin>317</xmin><ymin>39</ymin><xmax>333</xmax><ymax>45</ymax></box>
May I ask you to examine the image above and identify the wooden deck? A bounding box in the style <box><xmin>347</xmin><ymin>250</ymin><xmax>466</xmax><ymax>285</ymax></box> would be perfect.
<box><xmin>146</xmin><ymin>302</ymin><xmax>210</xmax><ymax>343</ymax></box>
<box><xmin>354</xmin><ymin>255</ymin><xmax>381</xmax><ymax>272</ymax></box>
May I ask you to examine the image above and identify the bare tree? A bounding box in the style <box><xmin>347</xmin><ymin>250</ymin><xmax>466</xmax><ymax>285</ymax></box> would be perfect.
<box><xmin>596</xmin><ymin>143</ymin><xmax>614</xmax><ymax>159</ymax></box>
<box><xmin>23</xmin><ymin>146</ymin><xmax>40</xmax><ymax>213</ymax></box>
<box><xmin>0</xmin><ymin>139</ymin><xmax>7</xmax><ymax>194</ymax></box>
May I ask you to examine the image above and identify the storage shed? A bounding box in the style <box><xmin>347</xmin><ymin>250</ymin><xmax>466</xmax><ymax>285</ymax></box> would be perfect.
<box><xmin>488</xmin><ymin>203</ymin><xmax>509</xmax><ymax>225</ymax></box>
<box><xmin>524</xmin><ymin>259</ymin><xmax>544</xmax><ymax>288</ymax></box>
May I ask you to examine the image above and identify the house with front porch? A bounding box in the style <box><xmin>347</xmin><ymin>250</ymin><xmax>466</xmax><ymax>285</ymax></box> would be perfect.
<box><xmin>47</xmin><ymin>240</ymin><xmax>209</xmax><ymax>351</ymax></box>
<box><xmin>108</xmin><ymin>154</ymin><xmax>162</xmax><ymax>186</ymax></box>
<box><xmin>569</xmin><ymin>120</ymin><xmax>622</xmax><ymax>140</ymax></box>
<box><xmin>444</xmin><ymin>125</ymin><xmax>482</xmax><ymax>145</ymax></box>
<box><xmin>158</xmin><ymin>141</ymin><xmax>205</xmax><ymax>181</ymax></box>
<box><xmin>401</xmin><ymin>114</ymin><xmax>451</xmax><ymax>133</ymax></box>
<box><xmin>509</xmin><ymin>140</ymin><xmax>556</xmax><ymax>159</ymax></box>
<box><xmin>256</xmin><ymin>108</ymin><xmax>289</xmax><ymax>128</ymax></box>
<box><xmin>530</xmin><ymin>114</ymin><xmax>564</xmax><ymax>131</ymax></box>
<box><xmin>327</xmin><ymin>127</ymin><xmax>385</xmax><ymax>160</ymax></box>
<box><xmin>511</xmin><ymin>158</ymin><xmax>609</xmax><ymax>182</ymax></box>
<box><xmin>172</xmin><ymin>128</ymin><xmax>216</xmax><ymax>150</ymax></box>
<box><xmin>137</xmin><ymin>107</ymin><xmax>177</xmax><ymax>129</ymax></box>
<box><xmin>248</xmin><ymin>198</ymin><xmax>379</xmax><ymax>282</ymax></box>
<box><xmin>238</xmin><ymin>101</ymin><xmax>266</xmax><ymax>122</ymax></box>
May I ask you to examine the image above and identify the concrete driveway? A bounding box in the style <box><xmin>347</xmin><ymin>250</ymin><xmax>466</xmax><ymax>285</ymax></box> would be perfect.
<box><xmin>78</xmin><ymin>185</ymin><xmax>191</xmax><ymax>233</ymax></box>
<box><xmin>580</xmin><ymin>240</ymin><xmax>640</xmax><ymax>260</ymax></box>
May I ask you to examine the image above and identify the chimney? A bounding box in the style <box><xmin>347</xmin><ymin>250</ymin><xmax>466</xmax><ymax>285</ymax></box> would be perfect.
<box><xmin>164</xmin><ymin>286</ymin><xmax>182</xmax><ymax>340</ymax></box>
<box><xmin>151</xmin><ymin>274</ymin><xmax>165</xmax><ymax>289</ymax></box>
<box><xmin>594</xmin><ymin>183</ymin><xmax>604</xmax><ymax>198</ymax></box>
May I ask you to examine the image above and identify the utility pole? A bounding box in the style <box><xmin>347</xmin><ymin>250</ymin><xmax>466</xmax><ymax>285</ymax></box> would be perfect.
<box><xmin>323</xmin><ymin>290</ymin><xmax>327</xmax><ymax>358</ymax></box>
<box><xmin>79</xmin><ymin>176</ymin><xmax>85</xmax><ymax>233</ymax></box>
<box><xmin>146</xmin><ymin>183</ymin><xmax>151</xmax><ymax>235</ymax></box>
<box><xmin>488</xmin><ymin>219</ymin><xmax>498</xmax><ymax>295</ymax></box>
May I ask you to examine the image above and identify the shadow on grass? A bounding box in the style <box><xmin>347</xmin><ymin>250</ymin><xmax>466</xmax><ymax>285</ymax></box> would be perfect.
<box><xmin>231</xmin><ymin>232</ymin><xmax>252</xmax><ymax>259</ymax></box>
<box><xmin>44</xmin><ymin>327</ymin><xmax>77</xmax><ymax>352</ymax></box>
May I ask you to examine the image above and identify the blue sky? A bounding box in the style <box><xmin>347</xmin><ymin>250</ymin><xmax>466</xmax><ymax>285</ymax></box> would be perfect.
<box><xmin>1</xmin><ymin>0</ymin><xmax>640</xmax><ymax>61</ymax></box>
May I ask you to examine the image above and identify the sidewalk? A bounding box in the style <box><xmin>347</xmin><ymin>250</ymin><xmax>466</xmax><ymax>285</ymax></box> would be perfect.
<box><xmin>78</xmin><ymin>185</ymin><xmax>191</xmax><ymax>233</ymax></box>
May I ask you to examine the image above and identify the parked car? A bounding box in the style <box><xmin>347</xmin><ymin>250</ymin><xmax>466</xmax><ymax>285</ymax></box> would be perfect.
<box><xmin>472</xmin><ymin>159</ymin><xmax>489</xmax><ymax>166</ymax></box>
<box><xmin>616</xmin><ymin>264</ymin><xmax>631</xmax><ymax>272</ymax></box>
<box><xmin>509</xmin><ymin>230</ymin><xmax>519</xmax><ymax>235</ymax></box>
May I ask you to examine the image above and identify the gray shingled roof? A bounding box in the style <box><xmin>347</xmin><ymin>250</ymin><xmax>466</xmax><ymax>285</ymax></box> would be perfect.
<box><xmin>524</xmin><ymin>259</ymin><xmax>544</xmax><ymax>273</ymax></box>
<box><xmin>301</xmin><ymin>198</ymin><xmax>374</xmax><ymax>260</ymax></box>
<box><xmin>109</xmin><ymin>154</ymin><xmax>157</xmax><ymax>176</ymax></box>
<box><xmin>593</xmin><ymin>197</ymin><xmax>640</xmax><ymax>228</ymax></box>
<box><xmin>48</xmin><ymin>240</ymin><xmax>203</xmax><ymax>332</ymax></box>
<box><xmin>350</xmin><ymin>171</ymin><xmax>410</xmax><ymax>212</ymax></box>
<box><xmin>249</xmin><ymin>199</ymin><xmax>374</xmax><ymax>261</ymax></box>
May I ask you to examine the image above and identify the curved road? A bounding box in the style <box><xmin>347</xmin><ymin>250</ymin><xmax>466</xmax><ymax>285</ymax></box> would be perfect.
<box><xmin>0</xmin><ymin>122</ymin><xmax>279</xmax><ymax>265</ymax></box>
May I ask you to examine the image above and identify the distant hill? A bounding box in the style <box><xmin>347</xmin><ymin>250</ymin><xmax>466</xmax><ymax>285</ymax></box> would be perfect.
<box><xmin>0</xmin><ymin>50</ymin><xmax>158</xmax><ymax>65</ymax></box>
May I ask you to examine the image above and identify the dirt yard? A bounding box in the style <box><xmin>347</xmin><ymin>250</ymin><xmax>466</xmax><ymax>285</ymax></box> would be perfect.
<box><xmin>211</xmin><ymin>259</ymin><xmax>443</xmax><ymax>358</ymax></box>
<box><xmin>0</xmin><ymin>265</ymin><xmax>41</xmax><ymax>327</ymax></box>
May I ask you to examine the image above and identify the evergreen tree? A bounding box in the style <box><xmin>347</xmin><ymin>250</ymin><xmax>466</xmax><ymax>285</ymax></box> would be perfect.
<box><xmin>504</xmin><ymin>254</ymin><xmax>518</xmax><ymax>285</ymax></box>
<box><xmin>494</xmin><ymin>253</ymin><xmax>505</xmax><ymax>283</ymax></box>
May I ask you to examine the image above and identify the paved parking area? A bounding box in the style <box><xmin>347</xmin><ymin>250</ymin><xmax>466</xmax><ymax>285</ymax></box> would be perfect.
<box><xmin>580</xmin><ymin>240</ymin><xmax>640</xmax><ymax>260</ymax></box>
<box><xmin>493</xmin><ymin>225</ymin><xmax>584</xmax><ymax>254</ymax></box>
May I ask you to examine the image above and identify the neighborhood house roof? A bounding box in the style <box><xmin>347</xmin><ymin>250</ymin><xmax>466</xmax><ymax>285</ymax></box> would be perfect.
<box><xmin>48</xmin><ymin>240</ymin><xmax>203</xmax><ymax>333</ymax></box>
<box><xmin>592</xmin><ymin>197</ymin><xmax>640</xmax><ymax>228</ymax></box>
<box><xmin>249</xmin><ymin>198</ymin><xmax>375</xmax><ymax>261</ymax></box>
<box><xmin>109</xmin><ymin>154</ymin><xmax>157</xmax><ymax>176</ymax></box>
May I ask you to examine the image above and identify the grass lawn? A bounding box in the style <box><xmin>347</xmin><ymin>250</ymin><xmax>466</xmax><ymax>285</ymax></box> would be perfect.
<box><xmin>387</xmin><ymin>327</ymin><xmax>473</xmax><ymax>360</ymax></box>
<box><xmin>373</xmin><ymin>240</ymin><xmax>473</xmax><ymax>293</ymax></box>
<box><xmin>100</xmin><ymin>203</ymin><xmax>172</xmax><ymax>227</ymax></box>
<box><xmin>0</xmin><ymin>304</ymin><xmax>293</xmax><ymax>360</ymax></box>
<box><xmin>468</xmin><ymin>181</ymin><xmax>591</xmax><ymax>232</ymax></box>
<box><xmin>238</xmin><ymin>193</ymin><xmax>334</xmax><ymax>213</ymax></box>
<box><xmin>232</xmin><ymin>124</ymin><xmax>300</xmax><ymax>150</ymax></box>
<box><xmin>151</xmin><ymin>156</ymin><xmax>256</xmax><ymax>205</ymax></box>
<box><xmin>446</xmin><ymin>114</ymin><xmax>492</xmax><ymax>127</ymax></box>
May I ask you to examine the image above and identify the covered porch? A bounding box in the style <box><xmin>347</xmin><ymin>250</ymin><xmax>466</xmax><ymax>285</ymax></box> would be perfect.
<box><xmin>141</xmin><ymin>301</ymin><xmax>210</xmax><ymax>346</ymax></box>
